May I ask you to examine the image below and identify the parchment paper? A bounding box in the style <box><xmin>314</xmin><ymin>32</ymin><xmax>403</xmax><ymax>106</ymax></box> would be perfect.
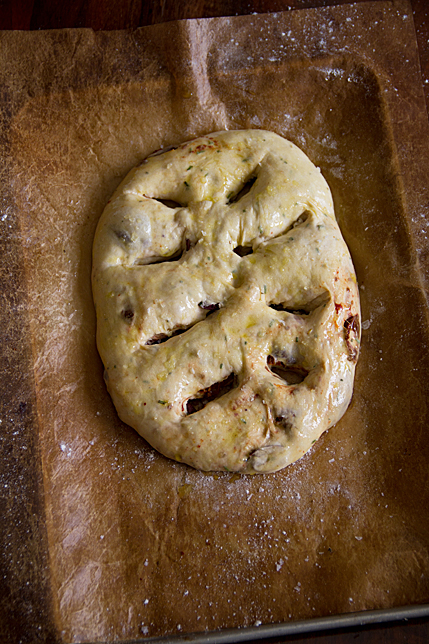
<box><xmin>1</xmin><ymin>1</ymin><xmax>429</xmax><ymax>643</ymax></box>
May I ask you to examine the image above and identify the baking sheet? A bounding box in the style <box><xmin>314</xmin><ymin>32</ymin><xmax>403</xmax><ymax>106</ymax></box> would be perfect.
<box><xmin>1</xmin><ymin>1</ymin><xmax>429</xmax><ymax>642</ymax></box>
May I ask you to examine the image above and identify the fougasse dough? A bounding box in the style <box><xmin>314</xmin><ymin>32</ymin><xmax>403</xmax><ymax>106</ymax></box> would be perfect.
<box><xmin>92</xmin><ymin>130</ymin><xmax>360</xmax><ymax>474</ymax></box>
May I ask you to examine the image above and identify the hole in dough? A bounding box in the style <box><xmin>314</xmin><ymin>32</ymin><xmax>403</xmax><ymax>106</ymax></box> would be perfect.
<box><xmin>135</xmin><ymin>248</ymin><xmax>183</xmax><ymax>266</ymax></box>
<box><xmin>269</xmin><ymin>290</ymin><xmax>330</xmax><ymax>315</ymax></box>
<box><xmin>290</xmin><ymin>210</ymin><xmax>310</xmax><ymax>229</ymax></box>
<box><xmin>274</xmin><ymin>415</ymin><xmax>293</xmax><ymax>432</ymax></box>
<box><xmin>134</xmin><ymin>238</ymin><xmax>194</xmax><ymax>266</ymax></box>
<box><xmin>198</xmin><ymin>301</ymin><xmax>221</xmax><ymax>316</ymax></box>
<box><xmin>269</xmin><ymin>303</ymin><xmax>311</xmax><ymax>316</ymax></box>
<box><xmin>344</xmin><ymin>314</ymin><xmax>360</xmax><ymax>362</ymax></box>
<box><xmin>145</xmin><ymin>326</ymin><xmax>189</xmax><ymax>345</ymax></box>
<box><xmin>267</xmin><ymin>355</ymin><xmax>308</xmax><ymax>385</ymax></box>
<box><xmin>185</xmin><ymin>373</ymin><xmax>238</xmax><ymax>415</ymax></box>
<box><xmin>233</xmin><ymin>245</ymin><xmax>253</xmax><ymax>257</ymax></box>
<box><xmin>152</xmin><ymin>197</ymin><xmax>183</xmax><ymax>209</ymax></box>
<box><xmin>255</xmin><ymin>210</ymin><xmax>310</xmax><ymax>251</ymax></box>
<box><xmin>228</xmin><ymin>175</ymin><xmax>257</xmax><ymax>204</ymax></box>
<box><xmin>121</xmin><ymin>308</ymin><xmax>135</xmax><ymax>323</ymax></box>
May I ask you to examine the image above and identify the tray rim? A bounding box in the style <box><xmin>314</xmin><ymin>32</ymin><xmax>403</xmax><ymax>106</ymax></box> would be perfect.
<box><xmin>92</xmin><ymin>603</ymin><xmax>429</xmax><ymax>644</ymax></box>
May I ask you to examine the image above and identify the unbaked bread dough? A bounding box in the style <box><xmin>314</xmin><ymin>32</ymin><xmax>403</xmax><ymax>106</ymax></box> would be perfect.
<box><xmin>92</xmin><ymin>130</ymin><xmax>360</xmax><ymax>473</ymax></box>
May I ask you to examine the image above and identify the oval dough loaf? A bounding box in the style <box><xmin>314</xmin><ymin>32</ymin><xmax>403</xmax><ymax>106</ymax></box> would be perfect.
<box><xmin>92</xmin><ymin>130</ymin><xmax>360</xmax><ymax>473</ymax></box>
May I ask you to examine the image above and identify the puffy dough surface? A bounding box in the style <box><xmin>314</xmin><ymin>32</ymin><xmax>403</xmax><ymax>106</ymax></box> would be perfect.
<box><xmin>92</xmin><ymin>130</ymin><xmax>360</xmax><ymax>473</ymax></box>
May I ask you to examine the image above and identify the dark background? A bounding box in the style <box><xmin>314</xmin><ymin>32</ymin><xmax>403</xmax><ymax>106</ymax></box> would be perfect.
<box><xmin>2</xmin><ymin>1</ymin><xmax>428</xmax><ymax>643</ymax></box>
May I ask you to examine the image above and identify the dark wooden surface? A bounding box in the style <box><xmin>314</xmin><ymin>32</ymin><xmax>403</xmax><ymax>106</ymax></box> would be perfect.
<box><xmin>1</xmin><ymin>1</ymin><xmax>428</xmax><ymax>643</ymax></box>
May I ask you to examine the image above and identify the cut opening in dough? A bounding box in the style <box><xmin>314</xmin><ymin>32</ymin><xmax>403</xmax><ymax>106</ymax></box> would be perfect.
<box><xmin>291</xmin><ymin>211</ymin><xmax>310</xmax><ymax>229</ymax></box>
<box><xmin>269</xmin><ymin>289</ymin><xmax>330</xmax><ymax>315</ymax></box>
<box><xmin>269</xmin><ymin>303</ymin><xmax>311</xmax><ymax>316</ymax></box>
<box><xmin>274</xmin><ymin>414</ymin><xmax>294</xmax><ymax>432</ymax></box>
<box><xmin>227</xmin><ymin>174</ymin><xmax>257</xmax><ymax>204</ymax></box>
<box><xmin>185</xmin><ymin>373</ymin><xmax>238</xmax><ymax>415</ymax></box>
<box><xmin>133</xmin><ymin>237</ymin><xmax>194</xmax><ymax>266</ymax></box>
<box><xmin>344</xmin><ymin>314</ymin><xmax>360</xmax><ymax>362</ymax></box>
<box><xmin>267</xmin><ymin>355</ymin><xmax>309</xmax><ymax>385</ymax></box>
<box><xmin>121</xmin><ymin>308</ymin><xmax>135</xmax><ymax>323</ymax></box>
<box><xmin>151</xmin><ymin>197</ymin><xmax>183</xmax><ymax>209</ymax></box>
<box><xmin>233</xmin><ymin>245</ymin><xmax>253</xmax><ymax>257</ymax></box>
<box><xmin>138</xmin><ymin>249</ymin><xmax>183</xmax><ymax>265</ymax></box>
<box><xmin>145</xmin><ymin>326</ymin><xmax>190</xmax><ymax>345</ymax></box>
<box><xmin>198</xmin><ymin>301</ymin><xmax>221</xmax><ymax>315</ymax></box>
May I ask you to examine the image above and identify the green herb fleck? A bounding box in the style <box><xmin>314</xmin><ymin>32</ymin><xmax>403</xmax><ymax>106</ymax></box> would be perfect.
<box><xmin>187</xmin><ymin>165</ymin><xmax>193</xmax><ymax>171</ymax></box>
<box><xmin>158</xmin><ymin>400</ymin><xmax>168</xmax><ymax>405</ymax></box>
<box><xmin>220</xmin><ymin>363</ymin><xmax>223</xmax><ymax>369</ymax></box>
<box><xmin>241</xmin><ymin>418</ymin><xmax>247</xmax><ymax>424</ymax></box>
<box><xmin>295</xmin><ymin>337</ymin><xmax>299</xmax><ymax>342</ymax></box>
<box><xmin>184</xmin><ymin>181</ymin><xmax>190</xmax><ymax>188</ymax></box>
<box><xmin>311</xmin><ymin>439</ymin><xmax>317</xmax><ymax>444</ymax></box>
